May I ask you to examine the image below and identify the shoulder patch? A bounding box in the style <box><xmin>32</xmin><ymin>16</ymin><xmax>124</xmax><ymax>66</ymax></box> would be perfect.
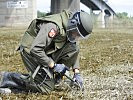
<box><xmin>48</xmin><ymin>28</ymin><xmax>57</xmax><ymax>38</ymax></box>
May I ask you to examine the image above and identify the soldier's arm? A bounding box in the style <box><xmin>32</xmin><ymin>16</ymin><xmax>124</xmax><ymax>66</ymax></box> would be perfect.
<box><xmin>30</xmin><ymin>23</ymin><xmax>56</xmax><ymax>68</ymax></box>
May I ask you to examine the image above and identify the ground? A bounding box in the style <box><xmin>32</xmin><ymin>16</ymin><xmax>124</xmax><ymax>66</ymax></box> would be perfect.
<box><xmin>0</xmin><ymin>27</ymin><xmax>133</xmax><ymax>100</ymax></box>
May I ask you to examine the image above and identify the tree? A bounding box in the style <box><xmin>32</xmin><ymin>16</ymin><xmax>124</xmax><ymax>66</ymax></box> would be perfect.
<box><xmin>117</xmin><ymin>12</ymin><xmax>128</xmax><ymax>18</ymax></box>
<box><xmin>37</xmin><ymin>11</ymin><xmax>52</xmax><ymax>18</ymax></box>
<box><xmin>37</xmin><ymin>11</ymin><xmax>46</xmax><ymax>18</ymax></box>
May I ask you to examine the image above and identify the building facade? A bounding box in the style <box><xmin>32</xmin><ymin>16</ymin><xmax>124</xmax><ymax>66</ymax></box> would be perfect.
<box><xmin>0</xmin><ymin>0</ymin><xmax>37</xmax><ymax>27</ymax></box>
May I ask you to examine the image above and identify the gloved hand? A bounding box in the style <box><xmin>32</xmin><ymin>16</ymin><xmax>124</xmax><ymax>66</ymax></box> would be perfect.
<box><xmin>53</xmin><ymin>64</ymin><xmax>69</xmax><ymax>75</ymax></box>
<box><xmin>73</xmin><ymin>73</ymin><xmax>83</xmax><ymax>89</ymax></box>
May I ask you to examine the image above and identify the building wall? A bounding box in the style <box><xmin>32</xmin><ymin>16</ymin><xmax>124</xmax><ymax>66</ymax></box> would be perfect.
<box><xmin>0</xmin><ymin>0</ymin><xmax>37</xmax><ymax>27</ymax></box>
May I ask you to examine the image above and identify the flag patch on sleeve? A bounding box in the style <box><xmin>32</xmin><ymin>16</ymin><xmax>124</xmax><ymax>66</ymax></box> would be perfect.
<box><xmin>48</xmin><ymin>28</ymin><xmax>57</xmax><ymax>38</ymax></box>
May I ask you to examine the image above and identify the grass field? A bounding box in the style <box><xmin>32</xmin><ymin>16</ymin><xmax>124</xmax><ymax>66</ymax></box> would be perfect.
<box><xmin>0</xmin><ymin>27</ymin><xmax>133</xmax><ymax>100</ymax></box>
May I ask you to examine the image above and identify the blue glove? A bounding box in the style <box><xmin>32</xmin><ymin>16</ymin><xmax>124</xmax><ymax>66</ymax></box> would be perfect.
<box><xmin>73</xmin><ymin>73</ymin><xmax>83</xmax><ymax>89</ymax></box>
<box><xmin>53</xmin><ymin>64</ymin><xmax>69</xmax><ymax>74</ymax></box>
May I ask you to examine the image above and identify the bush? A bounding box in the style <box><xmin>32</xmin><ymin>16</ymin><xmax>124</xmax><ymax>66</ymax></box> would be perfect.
<box><xmin>37</xmin><ymin>11</ymin><xmax>47</xmax><ymax>18</ymax></box>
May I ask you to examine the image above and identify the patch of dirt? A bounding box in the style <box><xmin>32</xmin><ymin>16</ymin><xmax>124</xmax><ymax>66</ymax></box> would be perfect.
<box><xmin>81</xmin><ymin>65</ymin><xmax>133</xmax><ymax>100</ymax></box>
<box><xmin>0</xmin><ymin>28</ymin><xmax>133</xmax><ymax>100</ymax></box>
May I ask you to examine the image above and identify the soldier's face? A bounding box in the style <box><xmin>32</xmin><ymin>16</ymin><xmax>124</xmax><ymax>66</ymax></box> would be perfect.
<box><xmin>67</xmin><ymin>18</ymin><xmax>83</xmax><ymax>43</ymax></box>
<box><xmin>67</xmin><ymin>27</ymin><xmax>81</xmax><ymax>43</ymax></box>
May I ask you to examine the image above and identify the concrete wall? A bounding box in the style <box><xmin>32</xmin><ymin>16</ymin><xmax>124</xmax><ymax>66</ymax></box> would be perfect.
<box><xmin>0</xmin><ymin>0</ymin><xmax>37</xmax><ymax>27</ymax></box>
<box><xmin>96</xmin><ymin>9</ymin><xmax>115</xmax><ymax>28</ymax></box>
<box><xmin>51</xmin><ymin>0</ymin><xmax>80</xmax><ymax>14</ymax></box>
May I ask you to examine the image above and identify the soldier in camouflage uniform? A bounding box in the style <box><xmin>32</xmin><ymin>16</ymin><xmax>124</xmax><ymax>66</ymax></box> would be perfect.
<box><xmin>0</xmin><ymin>10</ymin><xmax>93</xmax><ymax>94</ymax></box>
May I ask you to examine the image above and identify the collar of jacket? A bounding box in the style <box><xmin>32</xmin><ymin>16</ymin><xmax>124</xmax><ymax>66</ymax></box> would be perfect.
<box><xmin>43</xmin><ymin>10</ymin><xmax>72</xmax><ymax>49</ymax></box>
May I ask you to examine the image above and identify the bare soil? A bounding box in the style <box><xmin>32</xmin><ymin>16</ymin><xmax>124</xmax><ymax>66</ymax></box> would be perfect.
<box><xmin>0</xmin><ymin>27</ymin><xmax>133</xmax><ymax>100</ymax></box>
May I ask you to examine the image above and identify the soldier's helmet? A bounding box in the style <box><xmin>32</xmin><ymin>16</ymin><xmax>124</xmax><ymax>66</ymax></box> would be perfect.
<box><xmin>66</xmin><ymin>10</ymin><xmax>93</xmax><ymax>43</ymax></box>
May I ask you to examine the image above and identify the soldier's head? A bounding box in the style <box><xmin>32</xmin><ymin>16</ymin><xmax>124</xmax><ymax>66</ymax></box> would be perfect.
<box><xmin>66</xmin><ymin>11</ymin><xmax>93</xmax><ymax>43</ymax></box>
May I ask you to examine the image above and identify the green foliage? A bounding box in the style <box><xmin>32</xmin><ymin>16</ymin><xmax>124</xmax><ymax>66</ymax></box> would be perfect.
<box><xmin>37</xmin><ymin>11</ymin><xmax>52</xmax><ymax>18</ymax></box>
<box><xmin>37</xmin><ymin>10</ymin><xmax>47</xmax><ymax>18</ymax></box>
<box><xmin>117</xmin><ymin>12</ymin><xmax>128</xmax><ymax>19</ymax></box>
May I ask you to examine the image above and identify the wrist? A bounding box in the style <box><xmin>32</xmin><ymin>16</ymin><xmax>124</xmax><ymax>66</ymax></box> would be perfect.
<box><xmin>49</xmin><ymin>62</ymin><xmax>55</xmax><ymax>68</ymax></box>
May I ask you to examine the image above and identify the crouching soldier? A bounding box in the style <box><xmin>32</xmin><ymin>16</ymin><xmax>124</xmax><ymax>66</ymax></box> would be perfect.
<box><xmin>0</xmin><ymin>10</ymin><xmax>93</xmax><ymax>94</ymax></box>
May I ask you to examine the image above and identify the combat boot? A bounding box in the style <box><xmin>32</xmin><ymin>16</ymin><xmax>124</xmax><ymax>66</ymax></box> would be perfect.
<box><xmin>0</xmin><ymin>88</ymin><xmax>11</xmax><ymax>94</ymax></box>
<box><xmin>0</xmin><ymin>72</ymin><xmax>11</xmax><ymax>94</ymax></box>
